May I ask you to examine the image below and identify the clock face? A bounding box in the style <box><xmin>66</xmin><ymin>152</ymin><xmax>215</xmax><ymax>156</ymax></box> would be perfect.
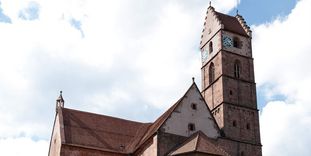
<box><xmin>202</xmin><ymin>48</ymin><xmax>208</xmax><ymax>63</ymax></box>
<box><xmin>222</xmin><ymin>35</ymin><xmax>233</xmax><ymax>48</ymax></box>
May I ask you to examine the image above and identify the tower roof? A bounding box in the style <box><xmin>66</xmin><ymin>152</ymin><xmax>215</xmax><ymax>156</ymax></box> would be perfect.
<box><xmin>215</xmin><ymin>11</ymin><xmax>249</xmax><ymax>36</ymax></box>
<box><xmin>200</xmin><ymin>6</ymin><xmax>251</xmax><ymax>47</ymax></box>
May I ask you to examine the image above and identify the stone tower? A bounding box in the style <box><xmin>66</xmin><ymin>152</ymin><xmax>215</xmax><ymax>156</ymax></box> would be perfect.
<box><xmin>200</xmin><ymin>6</ymin><xmax>262</xmax><ymax>156</ymax></box>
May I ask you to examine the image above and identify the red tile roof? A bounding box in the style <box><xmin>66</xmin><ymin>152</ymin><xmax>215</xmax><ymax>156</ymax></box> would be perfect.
<box><xmin>215</xmin><ymin>12</ymin><xmax>248</xmax><ymax>36</ymax></box>
<box><xmin>168</xmin><ymin>131</ymin><xmax>229</xmax><ymax>156</ymax></box>
<box><xmin>58</xmin><ymin>83</ymin><xmax>221</xmax><ymax>155</ymax></box>
<box><xmin>60</xmin><ymin>108</ymin><xmax>152</xmax><ymax>153</ymax></box>
<box><xmin>135</xmin><ymin>99</ymin><xmax>181</xmax><ymax>149</ymax></box>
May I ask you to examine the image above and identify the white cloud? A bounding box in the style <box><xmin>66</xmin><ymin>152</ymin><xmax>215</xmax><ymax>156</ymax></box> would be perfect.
<box><xmin>0</xmin><ymin>137</ymin><xmax>49</xmax><ymax>156</ymax></box>
<box><xmin>0</xmin><ymin>0</ymin><xmax>240</xmax><ymax>155</ymax></box>
<box><xmin>3</xmin><ymin>0</ymin><xmax>310</xmax><ymax>155</ymax></box>
<box><xmin>212</xmin><ymin>0</ymin><xmax>240</xmax><ymax>13</ymax></box>
<box><xmin>260</xmin><ymin>101</ymin><xmax>311</xmax><ymax>156</ymax></box>
<box><xmin>253</xmin><ymin>0</ymin><xmax>311</xmax><ymax>155</ymax></box>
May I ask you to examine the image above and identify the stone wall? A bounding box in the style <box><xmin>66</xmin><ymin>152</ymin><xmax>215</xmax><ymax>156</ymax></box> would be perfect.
<box><xmin>157</xmin><ymin>132</ymin><xmax>187</xmax><ymax>156</ymax></box>
<box><xmin>222</xmin><ymin>30</ymin><xmax>252</xmax><ymax>58</ymax></box>
<box><xmin>137</xmin><ymin>135</ymin><xmax>158</xmax><ymax>156</ymax></box>
<box><xmin>49</xmin><ymin>114</ymin><xmax>62</xmax><ymax>156</ymax></box>
<box><xmin>217</xmin><ymin>138</ymin><xmax>262</xmax><ymax>156</ymax></box>
<box><xmin>223</xmin><ymin>105</ymin><xmax>261</xmax><ymax>144</ymax></box>
<box><xmin>161</xmin><ymin>84</ymin><xmax>219</xmax><ymax>139</ymax></box>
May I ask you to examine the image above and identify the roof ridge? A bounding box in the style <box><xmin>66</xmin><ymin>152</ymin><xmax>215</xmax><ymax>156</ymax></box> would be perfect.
<box><xmin>61</xmin><ymin>107</ymin><xmax>152</xmax><ymax>154</ymax></box>
<box><xmin>194</xmin><ymin>132</ymin><xmax>200</xmax><ymax>152</ymax></box>
<box><xmin>167</xmin><ymin>131</ymin><xmax>205</xmax><ymax>156</ymax></box>
<box><xmin>135</xmin><ymin>99</ymin><xmax>181</xmax><ymax>149</ymax></box>
<box><xmin>200</xmin><ymin>6</ymin><xmax>222</xmax><ymax>44</ymax></box>
<box><xmin>62</xmin><ymin>107</ymin><xmax>150</xmax><ymax>125</ymax></box>
<box><xmin>214</xmin><ymin>10</ymin><xmax>249</xmax><ymax>37</ymax></box>
<box><xmin>195</xmin><ymin>131</ymin><xmax>202</xmax><ymax>151</ymax></box>
<box><xmin>134</xmin><ymin>82</ymin><xmax>198</xmax><ymax>152</ymax></box>
<box><xmin>196</xmin><ymin>132</ymin><xmax>230</xmax><ymax>156</ymax></box>
<box><xmin>127</xmin><ymin>123</ymin><xmax>152</xmax><ymax>152</ymax></box>
<box><xmin>235</xmin><ymin>14</ymin><xmax>252</xmax><ymax>37</ymax></box>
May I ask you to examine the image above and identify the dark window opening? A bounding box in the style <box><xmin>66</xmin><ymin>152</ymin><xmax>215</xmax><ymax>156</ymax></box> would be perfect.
<box><xmin>188</xmin><ymin>123</ymin><xmax>195</xmax><ymax>131</ymax></box>
<box><xmin>241</xmin><ymin>151</ymin><xmax>245</xmax><ymax>156</ymax></box>
<box><xmin>234</xmin><ymin>60</ymin><xmax>241</xmax><ymax>78</ymax></box>
<box><xmin>220</xmin><ymin>129</ymin><xmax>226</xmax><ymax>137</ymax></box>
<box><xmin>233</xmin><ymin>120</ymin><xmax>237</xmax><ymax>127</ymax></box>
<box><xmin>233</xmin><ymin>37</ymin><xmax>241</xmax><ymax>48</ymax></box>
<box><xmin>246</xmin><ymin>123</ymin><xmax>250</xmax><ymax>130</ymax></box>
<box><xmin>230</xmin><ymin>90</ymin><xmax>233</xmax><ymax>95</ymax></box>
<box><xmin>209</xmin><ymin>41</ymin><xmax>213</xmax><ymax>53</ymax></box>
<box><xmin>191</xmin><ymin>103</ymin><xmax>197</xmax><ymax>110</ymax></box>
<box><xmin>209</xmin><ymin>62</ymin><xmax>215</xmax><ymax>84</ymax></box>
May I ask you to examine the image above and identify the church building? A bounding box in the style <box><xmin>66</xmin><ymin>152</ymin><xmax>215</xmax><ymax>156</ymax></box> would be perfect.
<box><xmin>48</xmin><ymin>4</ymin><xmax>262</xmax><ymax>156</ymax></box>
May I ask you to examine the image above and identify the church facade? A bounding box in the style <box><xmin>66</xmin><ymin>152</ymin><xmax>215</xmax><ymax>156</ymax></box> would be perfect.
<box><xmin>48</xmin><ymin>5</ymin><xmax>262</xmax><ymax>156</ymax></box>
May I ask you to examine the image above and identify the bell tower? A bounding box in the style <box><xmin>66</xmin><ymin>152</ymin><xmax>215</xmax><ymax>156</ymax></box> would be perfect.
<box><xmin>200</xmin><ymin>6</ymin><xmax>262</xmax><ymax>156</ymax></box>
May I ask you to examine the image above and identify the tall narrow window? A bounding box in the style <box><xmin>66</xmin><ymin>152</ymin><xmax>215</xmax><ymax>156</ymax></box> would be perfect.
<box><xmin>234</xmin><ymin>60</ymin><xmax>241</xmax><ymax>78</ymax></box>
<box><xmin>209</xmin><ymin>62</ymin><xmax>215</xmax><ymax>84</ymax></box>
<box><xmin>209</xmin><ymin>41</ymin><xmax>213</xmax><ymax>53</ymax></box>
<box><xmin>246</xmin><ymin>123</ymin><xmax>250</xmax><ymax>130</ymax></box>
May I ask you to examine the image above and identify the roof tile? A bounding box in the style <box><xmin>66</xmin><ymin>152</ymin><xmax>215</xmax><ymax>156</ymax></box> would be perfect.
<box><xmin>168</xmin><ymin>131</ymin><xmax>229</xmax><ymax>156</ymax></box>
<box><xmin>215</xmin><ymin>12</ymin><xmax>248</xmax><ymax>36</ymax></box>
<box><xmin>61</xmin><ymin>108</ymin><xmax>151</xmax><ymax>153</ymax></box>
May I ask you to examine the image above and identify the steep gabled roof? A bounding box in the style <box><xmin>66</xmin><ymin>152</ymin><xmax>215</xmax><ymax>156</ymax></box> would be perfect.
<box><xmin>55</xmin><ymin>82</ymin><xmax>221</xmax><ymax>154</ymax></box>
<box><xmin>134</xmin><ymin>84</ymin><xmax>192</xmax><ymax>150</ymax></box>
<box><xmin>200</xmin><ymin>6</ymin><xmax>251</xmax><ymax>48</ymax></box>
<box><xmin>135</xmin><ymin>82</ymin><xmax>221</xmax><ymax>150</ymax></box>
<box><xmin>60</xmin><ymin>107</ymin><xmax>152</xmax><ymax>153</ymax></box>
<box><xmin>168</xmin><ymin>131</ymin><xmax>229</xmax><ymax>156</ymax></box>
<box><xmin>215</xmin><ymin>11</ymin><xmax>248</xmax><ymax>36</ymax></box>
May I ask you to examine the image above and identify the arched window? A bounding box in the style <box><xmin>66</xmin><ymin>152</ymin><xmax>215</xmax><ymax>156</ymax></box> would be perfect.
<box><xmin>209</xmin><ymin>41</ymin><xmax>213</xmax><ymax>53</ymax></box>
<box><xmin>233</xmin><ymin>37</ymin><xmax>241</xmax><ymax>48</ymax></box>
<box><xmin>209</xmin><ymin>62</ymin><xmax>215</xmax><ymax>84</ymax></box>
<box><xmin>234</xmin><ymin>60</ymin><xmax>241</xmax><ymax>78</ymax></box>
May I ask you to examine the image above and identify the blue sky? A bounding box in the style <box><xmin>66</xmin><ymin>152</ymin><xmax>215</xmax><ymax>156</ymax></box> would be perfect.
<box><xmin>231</xmin><ymin>0</ymin><xmax>298</xmax><ymax>25</ymax></box>
<box><xmin>0</xmin><ymin>0</ymin><xmax>310</xmax><ymax>156</ymax></box>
